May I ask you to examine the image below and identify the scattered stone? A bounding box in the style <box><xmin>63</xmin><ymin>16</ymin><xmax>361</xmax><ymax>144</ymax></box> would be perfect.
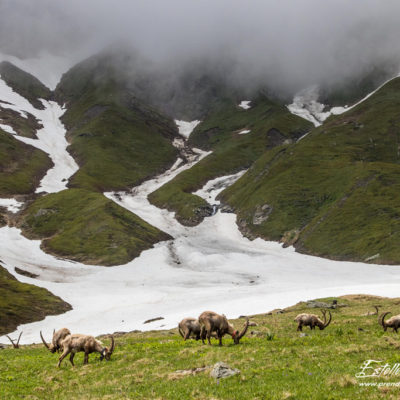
<box><xmin>365</xmin><ymin>253</ymin><xmax>380</xmax><ymax>262</ymax></box>
<box><xmin>194</xmin><ymin>205</ymin><xmax>214</xmax><ymax>218</ymax></box>
<box><xmin>299</xmin><ymin>333</ymin><xmax>308</xmax><ymax>337</ymax></box>
<box><xmin>250</xmin><ymin>331</ymin><xmax>264</xmax><ymax>337</ymax></box>
<box><xmin>248</xmin><ymin>321</ymin><xmax>258</xmax><ymax>327</ymax></box>
<box><xmin>275</xmin><ymin>309</ymin><xmax>284</xmax><ymax>314</ymax></box>
<box><xmin>15</xmin><ymin>267</ymin><xmax>39</xmax><ymax>279</ymax></box>
<box><xmin>210</xmin><ymin>362</ymin><xmax>240</xmax><ymax>379</ymax></box>
<box><xmin>219</xmin><ymin>204</ymin><xmax>235</xmax><ymax>213</ymax></box>
<box><xmin>307</xmin><ymin>300</ymin><xmax>338</xmax><ymax>309</ymax></box>
<box><xmin>168</xmin><ymin>367</ymin><xmax>208</xmax><ymax>380</ymax></box>
<box><xmin>252</xmin><ymin>204</ymin><xmax>273</xmax><ymax>225</ymax></box>
<box><xmin>143</xmin><ymin>317</ymin><xmax>164</xmax><ymax>324</ymax></box>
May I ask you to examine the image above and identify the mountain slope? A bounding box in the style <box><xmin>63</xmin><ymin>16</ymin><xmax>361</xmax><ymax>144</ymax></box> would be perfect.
<box><xmin>18</xmin><ymin>189</ymin><xmax>171</xmax><ymax>266</ymax></box>
<box><xmin>0</xmin><ymin>265</ymin><xmax>71</xmax><ymax>335</ymax></box>
<box><xmin>0</xmin><ymin>128</ymin><xmax>52</xmax><ymax>196</ymax></box>
<box><xmin>0</xmin><ymin>61</ymin><xmax>51</xmax><ymax>109</ymax></box>
<box><xmin>54</xmin><ymin>53</ymin><xmax>179</xmax><ymax>192</ymax></box>
<box><xmin>149</xmin><ymin>96</ymin><xmax>312</xmax><ymax>225</ymax></box>
<box><xmin>220</xmin><ymin>77</ymin><xmax>400</xmax><ymax>264</ymax></box>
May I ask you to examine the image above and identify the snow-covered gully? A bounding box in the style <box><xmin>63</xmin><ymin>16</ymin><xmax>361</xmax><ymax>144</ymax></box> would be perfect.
<box><xmin>0</xmin><ymin>76</ymin><xmax>78</xmax><ymax>193</ymax></box>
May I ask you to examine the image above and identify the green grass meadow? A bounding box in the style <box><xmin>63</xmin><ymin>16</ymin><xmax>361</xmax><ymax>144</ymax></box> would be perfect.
<box><xmin>2</xmin><ymin>296</ymin><xmax>400</xmax><ymax>399</ymax></box>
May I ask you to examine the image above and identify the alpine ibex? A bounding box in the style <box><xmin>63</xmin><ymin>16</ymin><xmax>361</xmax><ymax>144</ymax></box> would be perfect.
<box><xmin>6</xmin><ymin>332</ymin><xmax>22</xmax><ymax>349</ymax></box>
<box><xmin>57</xmin><ymin>334</ymin><xmax>115</xmax><ymax>367</ymax></box>
<box><xmin>198</xmin><ymin>311</ymin><xmax>249</xmax><ymax>346</ymax></box>
<box><xmin>362</xmin><ymin>306</ymin><xmax>380</xmax><ymax>316</ymax></box>
<box><xmin>40</xmin><ymin>328</ymin><xmax>71</xmax><ymax>353</ymax></box>
<box><xmin>178</xmin><ymin>317</ymin><xmax>218</xmax><ymax>341</ymax></box>
<box><xmin>379</xmin><ymin>312</ymin><xmax>400</xmax><ymax>332</ymax></box>
<box><xmin>178</xmin><ymin>318</ymin><xmax>202</xmax><ymax>340</ymax></box>
<box><xmin>294</xmin><ymin>310</ymin><xmax>332</xmax><ymax>331</ymax></box>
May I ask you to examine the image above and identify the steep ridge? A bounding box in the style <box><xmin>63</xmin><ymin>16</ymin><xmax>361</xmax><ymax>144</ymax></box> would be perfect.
<box><xmin>0</xmin><ymin>59</ymin><xmax>173</xmax><ymax>266</ymax></box>
<box><xmin>220</xmin><ymin>77</ymin><xmax>400</xmax><ymax>264</ymax></box>
<box><xmin>149</xmin><ymin>95</ymin><xmax>313</xmax><ymax>225</ymax></box>
<box><xmin>54</xmin><ymin>53</ymin><xmax>179</xmax><ymax>192</ymax></box>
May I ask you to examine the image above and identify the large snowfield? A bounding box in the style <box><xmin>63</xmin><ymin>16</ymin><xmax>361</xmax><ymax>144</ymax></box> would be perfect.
<box><xmin>1</xmin><ymin>57</ymin><xmax>400</xmax><ymax>345</ymax></box>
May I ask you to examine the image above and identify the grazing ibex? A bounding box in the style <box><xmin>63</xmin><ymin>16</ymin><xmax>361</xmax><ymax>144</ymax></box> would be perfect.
<box><xmin>294</xmin><ymin>310</ymin><xmax>332</xmax><ymax>331</ymax></box>
<box><xmin>40</xmin><ymin>328</ymin><xmax>71</xmax><ymax>353</ymax></box>
<box><xmin>379</xmin><ymin>312</ymin><xmax>400</xmax><ymax>332</ymax></box>
<box><xmin>178</xmin><ymin>318</ymin><xmax>202</xmax><ymax>340</ymax></box>
<box><xmin>6</xmin><ymin>332</ymin><xmax>22</xmax><ymax>349</ymax></box>
<box><xmin>198</xmin><ymin>311</ymin><xmax>249</xmax><ymax>346</ymax></box>
<box><xmin>362</xmin><ymin>306</ymin><xmax>380</xmax><ymax>316</ymax></box>
<box><xmin>178</xmin><ymin>317</ymin><xmax>219</xmax><ymax>341</ymax></box>
<box><xmin>57</xmin><ymin>334</ymin><xmax>115</xmax><ymax>367</ymax></box>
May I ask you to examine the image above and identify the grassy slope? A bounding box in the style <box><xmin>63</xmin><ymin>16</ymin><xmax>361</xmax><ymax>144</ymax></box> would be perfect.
<box><xmin>55</xmin><ymin>55</ymin><xmax>178</xmax><ymax>192</ymax></box>
<box><xmin>221</xmin><ymin>77</ymin><xmax>400</xmax><ymax>264</ymax></box>
<box><xmin>18</xmin><ymin>189</ymin><xmax>171</xmax><ymax>266</ymax></box>
<box><xmin>0</xmin><ymin>61</ymin><xmax>51</xmax><ymax>109</ymax></box>
<box><xmin>148</xmin><ymin>96</ymin><xmax>312</xmax><ymax>225</ymax></box>
<box><xmin>0</xmin><ymin>128</ymin><xmax>52</xmax><ymax>196</ymax></box>
<box><xmin>2</xmin><ymin>295</ymin><xmax>400</xmax><ymax>399</ymax></box>
<box><xmin>0</xmin><ymin>265</ymin><xmax>71</xmax><ymax>336</ymax></box>
<box><xmin>0</xmin><ymin>106</ymin><xmax>42</xmax><ymax>138</ymax></box>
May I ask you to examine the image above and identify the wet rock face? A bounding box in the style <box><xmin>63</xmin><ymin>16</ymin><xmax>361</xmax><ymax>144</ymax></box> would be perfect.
<box><xmin>252</xmin><ymin>204</ymin><xmax>273</xmax><ymax>225</ymax></box>
<box><xmin>194</xmin><ymin>205</ymin><xmax>214</xmax><ymax>219</ymax></box>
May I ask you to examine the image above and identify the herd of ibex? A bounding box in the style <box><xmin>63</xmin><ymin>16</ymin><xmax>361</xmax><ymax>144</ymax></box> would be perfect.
<box><xmin>6</xmin><ymin>305</ymin><xmax>400</xmax><ymax>367</ymax></box>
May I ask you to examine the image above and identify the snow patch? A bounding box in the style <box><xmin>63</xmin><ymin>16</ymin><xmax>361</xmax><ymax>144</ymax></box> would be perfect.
<box><xmin>238</xmin><ymin>129</ymin><xmax>251</xmax><ymax>135</ymax></box>
<box><xmin>194</xmin><ymin>170</ymin><xmax>246</xmax><ymax>205</ymax></box>
<box><xmin>0</xmin><ymin>77</ymin><xmax>78</xmax><ymax>193</ymax></box>
<box><xmin>0</xmin><ymin>198</ymin><xmax>23</xmax><ymax>213</ymax></box>
<box><xmin>0</xmin><ymin>123</ymin><xmax>16</xmax><ymax>134</ymax></box>
<box><xmin>175</xmin><ymin>120</ymin><xmax>201</xmax><ymax>139</ymax></box>
<box><xmin>239</xmin><ymin>100</ymin><xmax>251</xmax><ymax>110</ymax></box>
<box><xmin>288</xmin><ymin>75</ymin><xmax>400</xmax><ymax>127</ymax></box>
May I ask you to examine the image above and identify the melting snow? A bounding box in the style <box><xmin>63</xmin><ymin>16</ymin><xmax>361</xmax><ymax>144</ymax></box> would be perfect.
<box><xmin>2</xmin><ymin>153</ymin><xmax>400</xmax><ymax>344</ymax></box>
<box><xmin>0</xmin><ymin>76</ymin><xmax>78</xmax><ymax>193</ymax></box>
<box><xmin>288</xmin><ymin>75</ymin><xmax>400</xmax><ymax>128</ymax></box>
<box><xmin>0</xmin><ymin>123</ymin><xmax>16</xmax><ymax>134</ymax></box>
<box><xmin>175</xmin><ymin>120</ymin><xmax>201</xmax><ymax>139</ymax></box>
<box><xmin>0</xmin><ymin>198</ymin><xmax>23</xmax><ymax>213</ymax></box>
<box><xmin>239</xmin><ymin>100</ymin><xmax>251</xmax><ymax>110</ymax></box>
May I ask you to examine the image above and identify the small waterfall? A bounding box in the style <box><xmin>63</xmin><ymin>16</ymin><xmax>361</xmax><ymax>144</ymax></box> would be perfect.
<box><xmin>212</xmin><ymin>204</ymin><xmax>218</xmax><ymax>216</ymax></box>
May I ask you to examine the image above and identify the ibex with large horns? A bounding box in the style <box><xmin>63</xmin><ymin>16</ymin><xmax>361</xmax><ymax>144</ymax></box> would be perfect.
<box><xmin>379</xmin><ymin>312</ymin><xmax>400</xmax><ymax>332</ymax></box>
<box><xmin>294</xmin><ymin>310</ymin><xmax>332</xmax><ymax>331</ymax></box>
<box><xmin>198</xmin><ymin>311</ymin><xmax>249</xmax><ymax>346</ymax></box>
<box><xmin>57</xmin><ymin>334</ymin><xmax>115</xmax><ymax>367</ymax></box>
<box><xmin>40</xmin><ymin>328</ymin><xmax>71</xmax><ymax>353</ymax></box>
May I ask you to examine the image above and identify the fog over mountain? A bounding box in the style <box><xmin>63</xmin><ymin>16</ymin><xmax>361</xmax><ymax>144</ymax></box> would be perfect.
<box><xmin>1</xmin><ymin>0</ymin><xmax>400</xmax><ymax>96</ymax></box>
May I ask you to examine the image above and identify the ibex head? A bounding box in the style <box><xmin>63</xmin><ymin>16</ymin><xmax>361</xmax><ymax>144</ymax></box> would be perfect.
<box><xmin>380</xmin><ymin>312</ymin><xmax>391</xmax><ymax>332</ymax></box>
<box><xmin>318</xmin><ymin>310</ymin><xmax>332</xmax><ymax>330</ymax></box>
<box><xmin>99</xmin><ymin>336</ymin><xmax>115</xmax><ymax>361</ymax></box>
<box><xmin>231</xmin><ymin>317</ymin><xmax>250</xmax><ymax>344</ymax></box>
<box><xmin>40</xmin><ymin>329</ymin><xmax>57</xmax><ymax>353</ymax></box>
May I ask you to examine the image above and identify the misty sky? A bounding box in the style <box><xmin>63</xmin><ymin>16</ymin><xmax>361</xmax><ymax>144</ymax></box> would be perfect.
<box><xmin>1</xmin><ymin>0</ymin><xmax>400</xmax><ymax>94</ymax></box>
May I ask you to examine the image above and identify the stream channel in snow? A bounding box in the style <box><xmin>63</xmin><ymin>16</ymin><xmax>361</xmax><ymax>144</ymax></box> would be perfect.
<box><xmin>1</xmin><ymin>71</ymin><xmax>400</xmax><ymax>344</ymax></box>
